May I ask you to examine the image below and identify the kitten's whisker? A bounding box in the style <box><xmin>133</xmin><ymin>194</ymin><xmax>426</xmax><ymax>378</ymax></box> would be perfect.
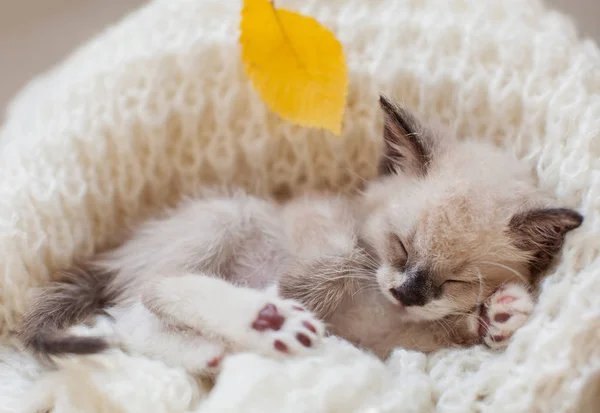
<box><xmin>342</xmin><ymin>164</ymin><xmax>370</xmax><ymax>186</ymax></box>
<box><xmin>351</xmin><ymin>284</ymin><xmax>380</xmax><ymax>298</ymax></box>
<box><xmin>474</xmin><ymin>267</ymin><xmax>485</xmax><ymax>307</ymax></box>
<box><xmin>310</xmin><ymin>275</ymin><xmax>377</xmax><ymax>292</ymax></box>
<box><xmin>307</xmin><ymin>253</ymin><xmax>379</xmax><ymax>270</ymax></box>
<box><xmin>449</xmin><ymin>311</ymin><xmax>480</xmax><ymax>318</ymax></box>
<box><xmin>478</xmin><ymin>261</ymin><xmax>528</xmax><ymax>284</ymax></box>
<box><xmin>313</xmin><ymin>273</ymin><xmax>373</xmax><ymax>282</ymax></box>
<box><xmin>434</xmin><ymin>320</ymin><xmax>450</xmax><ymax>337</ymax></box>
<box><xmin>435</xmin><ymin>318</ymin><xmax>456</xmax><ymax>338</ymax></box>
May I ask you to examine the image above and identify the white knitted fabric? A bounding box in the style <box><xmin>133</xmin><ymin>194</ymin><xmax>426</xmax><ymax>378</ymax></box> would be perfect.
<box><xmin>1</xmin><ymin>0</ymin><xmax>599</xmax><ymax>412</ymax></box>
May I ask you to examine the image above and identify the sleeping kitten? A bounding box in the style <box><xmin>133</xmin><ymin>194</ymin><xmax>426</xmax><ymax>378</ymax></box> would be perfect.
<box><xmin>17</xmin><ymin>96</ymin><xmax>583</xmax><ymax>372</ymax></box>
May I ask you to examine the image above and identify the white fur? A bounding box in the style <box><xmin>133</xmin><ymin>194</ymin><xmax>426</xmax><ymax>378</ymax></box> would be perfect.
<box><xmin>141</xmin><ymin>274</ymin><xmax>325</xmax><ymax>359</ymax></box>
<box><xmin>483</xmin><ymin>284</ymin><xmax>535</xmax><ymax>349</ymax></box>
<box><xmin>109</xmin><ymin>302</ymin><xmax>226</xmax><ymax>373</ymax></box>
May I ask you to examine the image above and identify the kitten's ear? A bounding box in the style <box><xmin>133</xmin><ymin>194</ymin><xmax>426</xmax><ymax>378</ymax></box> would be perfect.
<box><xmin>508</xmin><ymin>208</ymin><xmax>583</xmax><ymax>276</ymax></box>
<box><xmin>378</xmin><ymin>95</ymin><xmax>433</xmax><ymax>177</ymax></box>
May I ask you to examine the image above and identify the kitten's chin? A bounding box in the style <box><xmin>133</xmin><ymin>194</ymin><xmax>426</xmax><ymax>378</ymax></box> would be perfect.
<box><xmin>377</xmin><ymin>290</ymin><xmax>451</xmax><ymax>323</ymax></box>
<box><xmin>377</xmin><ymin>288</ymin><xmax>429</xmax><ymax>322</ymax></box>
<box><xmin>403</xmin><ymin>302</ymin><xmax>455</xmax><ymax>322</ymax></box>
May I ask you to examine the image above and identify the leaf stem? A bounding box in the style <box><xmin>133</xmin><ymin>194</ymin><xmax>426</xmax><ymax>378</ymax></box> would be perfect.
<box><xmin>268</xmin><ymin>0</ymin><xmax>305</xmax><ymax>69</ymax></box>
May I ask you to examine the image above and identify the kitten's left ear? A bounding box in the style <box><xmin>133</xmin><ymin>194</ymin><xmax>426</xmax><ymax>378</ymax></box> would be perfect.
<box><xmin>508</xmin><ymin>208</ymin><xmax>583</xmax><ymax>276</ymax></box>
<box><xmin>378</xmin><ymin>95</ymin><xmax>434</xmax><ymax>177</ymax></box>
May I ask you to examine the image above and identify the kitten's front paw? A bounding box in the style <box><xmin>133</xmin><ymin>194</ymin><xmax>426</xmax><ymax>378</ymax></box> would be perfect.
<box><xmin>479</xmin><ymin>283</ymin><xmax>534</xmax><ymax>349</ymax></box>
<box><xmin>248</xmin><ymin>300</ymin><xmax>325</xmax><ymax>357</ymax></box>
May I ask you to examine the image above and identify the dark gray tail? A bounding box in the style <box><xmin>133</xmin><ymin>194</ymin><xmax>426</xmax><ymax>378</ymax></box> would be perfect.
<box><xmin>17</xmin><ymin>263</ymin><xmax>120</xmax><ymax>357</ymax></box>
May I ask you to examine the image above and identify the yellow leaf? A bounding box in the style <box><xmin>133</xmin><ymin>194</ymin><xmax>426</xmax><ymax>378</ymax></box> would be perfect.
<box><xmin>239</xmin><ymin>0</ymin><xmax>348</xmax><ymax>135</ymax></box>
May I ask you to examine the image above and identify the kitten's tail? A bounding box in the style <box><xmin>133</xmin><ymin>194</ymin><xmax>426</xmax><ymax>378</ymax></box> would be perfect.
<box><xmin>17</xmin><ymin>263</ymin><xmax>120</xmax><ymax>357</ymax></box>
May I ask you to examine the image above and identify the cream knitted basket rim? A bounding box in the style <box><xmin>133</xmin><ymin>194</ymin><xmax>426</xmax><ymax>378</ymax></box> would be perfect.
<box><xmin>1</xmin><ymin>0</ymin><xmax>599</xmax><ymax>412</ymax></box>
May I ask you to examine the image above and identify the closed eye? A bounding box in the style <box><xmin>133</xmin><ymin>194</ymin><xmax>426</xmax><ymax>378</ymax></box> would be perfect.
<box><xmin>389</xmin><ymin>233</ymin><xmax>408</xmax><ymax>269</ymax></box>
<box><xmin>441</xmin><ymin>280</ymin><xmax>469</xmax><ymax>287</ymax></box>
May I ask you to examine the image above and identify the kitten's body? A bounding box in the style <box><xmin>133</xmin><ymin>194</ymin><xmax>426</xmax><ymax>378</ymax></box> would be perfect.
<box><xmin>18</xmin><ymin>97</ymin><xmax>583</xmax><ymax>372</ymax></box>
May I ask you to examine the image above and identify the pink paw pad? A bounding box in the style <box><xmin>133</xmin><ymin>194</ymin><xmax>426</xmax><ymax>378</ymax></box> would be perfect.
<box><xmin>493</xmin><ymin>313</ymin><xmax>511</xmax><ymax>323</ymax></box>
<box><xmin>497</xmin><ymin>295</ymin><xmax>516</xmax><ymax>305</ymax></box>
<box><xmin>252</xmin><ymin>300</ymin><xmax>323</xmax><ymax>356</ymax></box>
<box><xmin>252</xmin><ymin>303</ymin><xmax>285</xmax><ymax>331</ymax></box>
<box><xmin>207</xmin><ymin>354</ymin><xmax>225</xmax><ymax>369</ymax></box>
<box><xmin>296</xmin><ymin>333</ymin><xmax>312</xmax><ymax>347</ymax></box>
<box><xmin>303</xmin><ymin>321</ymin><xmax>317</xmax><ymax>333</ymax></box>
<box><xmin>274</xmin><ymin>340</ymin><xmax>288</xmax><ymax>353</ymax></box>
<box><xmin>478</xmin><ymin>283</ymin><xmax>535</xmax><ymax>349</ymax></box>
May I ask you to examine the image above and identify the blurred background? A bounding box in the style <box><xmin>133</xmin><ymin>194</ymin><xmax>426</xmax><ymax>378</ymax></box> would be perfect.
<box><xmin>1</xmin><ymin>0</ymin><xmax>599</xmax><ymax>115</ymax></box>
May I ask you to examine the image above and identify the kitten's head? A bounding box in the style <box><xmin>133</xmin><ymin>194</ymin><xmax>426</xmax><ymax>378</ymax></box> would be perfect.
<box><xmin>359</xmin><ymin>96</ymin><xmax>583</xmax><ymax>321</ymax></box>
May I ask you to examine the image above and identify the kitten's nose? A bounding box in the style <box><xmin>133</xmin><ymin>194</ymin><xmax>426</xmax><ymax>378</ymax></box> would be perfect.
<box><xmin>389</xmin><ymin>284</ymin><xmax>426</xmax><ymax>307</ymax></box>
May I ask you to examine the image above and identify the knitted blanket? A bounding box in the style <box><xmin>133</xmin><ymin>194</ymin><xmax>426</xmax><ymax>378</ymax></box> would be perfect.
<box><xmin>1</xmin><ymin>0</ymin><xmax>599</xmax><ymax>412</ymax></box>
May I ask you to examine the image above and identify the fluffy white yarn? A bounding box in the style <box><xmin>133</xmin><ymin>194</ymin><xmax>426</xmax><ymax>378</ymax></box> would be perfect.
<box><xmin>1</xmin><ymin>0</ymin><xmax>599</xmax><ymax>412</ymax></box>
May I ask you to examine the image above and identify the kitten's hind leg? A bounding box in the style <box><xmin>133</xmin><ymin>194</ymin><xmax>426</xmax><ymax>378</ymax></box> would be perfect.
<box><xmin>478</xmin><ymin>283</ymin><xmax>534</xmax><ymax>349</ymax></box>
<box><xmin>142</xmin><ymin>273</ymin><xmax>325</xmax><ymax>359</ymax></box>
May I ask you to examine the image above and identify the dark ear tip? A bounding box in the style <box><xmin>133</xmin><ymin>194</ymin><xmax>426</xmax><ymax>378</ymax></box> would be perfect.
<box><xmin>509</xmin><ymin>207</ymin><xmax>584</xmax><ymax>232</ymax></box>
<box><xmin>561</xmin><ymin>208</ymin><xmax>584</xmax><ymax>230</ymax></box>
<box><xmin>379</xmin><ymin>94</ymin><xmax>394</xmax><ymax>112</ymax></box>
<box><xmin>540</xmin><ymin>208</ymin><xmax>584</xmax><ymax>232</ymax></box>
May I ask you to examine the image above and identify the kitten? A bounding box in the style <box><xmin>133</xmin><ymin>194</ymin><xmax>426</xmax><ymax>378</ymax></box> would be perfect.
<box><xmin>17</xmin><ymin>96</ymin><xmax>583</xmax><ymax>372</ymax></box>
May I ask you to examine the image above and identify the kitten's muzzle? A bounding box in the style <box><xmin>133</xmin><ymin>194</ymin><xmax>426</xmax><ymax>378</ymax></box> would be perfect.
<box><xmin>389</xmin><ymin>269</ymin><xmax>432</xmax><ymax>307</ymax></box>
<box><xmin>389</xmin><ymin>284</ymin><xmax>428</xmax><ymax>307</ymax></box>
